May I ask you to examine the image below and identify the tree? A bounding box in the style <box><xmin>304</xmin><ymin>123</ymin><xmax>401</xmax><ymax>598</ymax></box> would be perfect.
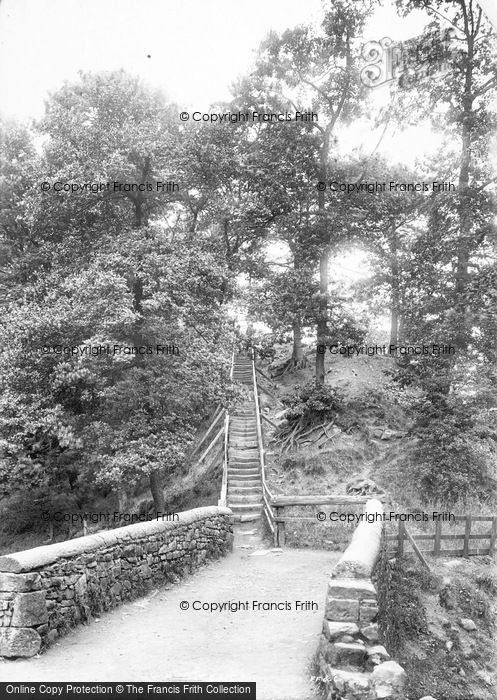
<box><xmin>245</xmin><ymin>0</ymin><xmax>376</xmax><ymax>385</ymax></box>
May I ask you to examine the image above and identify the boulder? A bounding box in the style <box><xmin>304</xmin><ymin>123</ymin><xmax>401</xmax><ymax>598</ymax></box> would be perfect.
<box><xmin>371</xmin><ymin>660</ymin><xmax>406</xmax><ymax>699</ymax></box>
<box><xmin>458</xmin><ymin>618</ymin><xmax>477</xmax><ymax>632</ymax></box>
<box><xmin>0</xmin><ymin>628</ymin><xmax>41</xmax><ymax>657</ymax></box>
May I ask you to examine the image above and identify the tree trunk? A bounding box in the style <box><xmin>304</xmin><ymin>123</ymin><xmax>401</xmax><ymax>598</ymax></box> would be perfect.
<box><xmin>389</xmin><ymin>228</ymin><xmax>400</xmax><ymax>352</ymax></box>
<box><xmin>149</xmin><ymin>469</ymin><xmax>165</xmax><ymax>514</ymax></box>
<box><xmin>454</xmin><ymin>25</ymin><xmax>475</xmax><ymax>352</ymax></box>
<box><xmin>315</xmin><ymin>250</ymin><xmax>329</xmax><ymax>386</ymax></box>
<box><xmin>292</xmin><ymin>321</ymin><xmax>306</xmax><ymax>367</ymax></box>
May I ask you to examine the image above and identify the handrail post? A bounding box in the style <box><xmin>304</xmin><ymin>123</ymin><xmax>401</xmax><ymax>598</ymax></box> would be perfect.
<box><xmin>434</xmin><ymin>519</ymin><xmax>442</xmax><ymax>556</ymax></box>
<box><xmin>398</xmin><ymin>520</ymin><xmax>405</xmax><ymax>556</ymax></box>
<box><xmin>463</xmin><ymin>515</ymin><xmax>472</xmax><ymax>557</ymax></box>
<box><xmin>275</xmin><ymin>506</ymin><xmax>285</xmax><ymax>547</ymax></box>
<box><xmin>490</xmin><ymin>517</ymin><xmax>497</xmax><ymax>555</ymax></box>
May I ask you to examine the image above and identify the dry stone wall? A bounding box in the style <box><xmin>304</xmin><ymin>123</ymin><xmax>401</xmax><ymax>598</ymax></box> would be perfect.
<box><xmin>316</xmin><ymin>499</ymin><xmax>406</xmax><ymax>700</ymax></box>
<box><xmin>0</xmin><ymin>506</ymin><xmax>233</xmax><ymax>658</ymax></box>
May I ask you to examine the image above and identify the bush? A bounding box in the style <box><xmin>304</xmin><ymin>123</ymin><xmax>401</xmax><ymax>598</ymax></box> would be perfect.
<box><xmin>282</xmin><ymin>382</ymin><xmax>344</xmax><ymax>424</ymax></box>
<box><xmin>376</xmin><ymin>544</ymin><xmax>428</xmax><ymax>651</ymax></box>
<box><xmin>411</xmin><ymin>404</ymin><xmax>494</xmax><ymax>504</ymax></box>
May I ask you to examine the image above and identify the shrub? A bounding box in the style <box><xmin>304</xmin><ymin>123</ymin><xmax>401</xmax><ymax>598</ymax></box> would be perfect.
<box><xmin>282</xmin><ymin>382</ymin><xmax>344</xmax><ymax>424</ymax></box>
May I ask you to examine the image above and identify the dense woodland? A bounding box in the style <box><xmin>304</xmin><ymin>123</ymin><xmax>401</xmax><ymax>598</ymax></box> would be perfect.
<box><xmin>1</xmin><ymin>0</ymin><xmax>496</xmax><ymax>534</ymax></box>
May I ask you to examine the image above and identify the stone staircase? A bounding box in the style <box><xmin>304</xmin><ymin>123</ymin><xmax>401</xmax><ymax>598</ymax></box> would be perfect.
<box><xmin>227</xmin><ymin>356</ymin><xmax>264</xmax><ymax>539</ymax></box>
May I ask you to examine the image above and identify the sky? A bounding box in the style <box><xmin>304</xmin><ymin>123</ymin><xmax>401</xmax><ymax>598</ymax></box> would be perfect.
<box><xmin>0</xmin><ymin>0</ymin><xmax>436</xmax><ymax>123</ymax></box>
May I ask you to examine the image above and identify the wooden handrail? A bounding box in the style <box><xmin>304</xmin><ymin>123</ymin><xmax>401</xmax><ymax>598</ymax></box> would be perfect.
<box><xmin>218</xmin><ymin>350</ymin><xmax>235</xmax><ymax>507</ymax></box>
<box><xmin>251</xmin><ymin>349</ymin><xmax>276</xmax><ymax>538</ymax></box>
<box><xmin>198</xmin><ymin>425</ymin><xmax>224</xmax><ymax>464</ymax></box>
<box><xmin>271</xmin><ymin>495</ymin><xmax>376</xmax><ymax>507</ymax></box>
<box><xmin>191</xmin><ymin>408</ymin><xmax>224</xmax><ymax>456</ymax></box>
<box><xmin>218</xmin><ymin>412</ymin><xmax>229</xmax><ymax>507</ymax></box>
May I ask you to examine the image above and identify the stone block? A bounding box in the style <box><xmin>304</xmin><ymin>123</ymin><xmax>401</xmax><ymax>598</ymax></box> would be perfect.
<box><xmin>325</xmin><ymin>598</ymin><xmax>360</xmax><ymax>621</ymax></box>
<box><xmin>328</xmin><ymin>668</ymin><xmax>372</xmax><ymax>696</ymax></box>
<box><xmin>0</xmin><ymin>573</ymin><xmax>41</xmax><ymax>592</ymax></box>
<box><xmin>372</xmin><ymin>660</ymin><xmax>406</xmax><ymax>699</ymax></box>
<box><xmin>366</xmin><ymin>645</ymin><xmax>390</xmax><ymax>666</ymax></box>
<box><xmin>322</xmin><ymin>621</ymin><xmax>360</xmax><ymax>641</ymax></box>
<box><xmin>46</xmin><ymin>629</ymin><xmax>58</xmax><ymax>644</ymax></box>
<box><xmin>12</xmin><ymin>592</ymin><xmax>48</xmax><ymax>627</ymax></box>
<box><xmin>327</xmin><ymin>579</ymin><xmax>377</xmax><ymax>600</ymax></box>
<box><xmin>361</xmin><ymin>623</ymin><xmax>379</xmax><ymax>642</ymax></box>
<box><xmin>0</xmin><ymin>627</ymin><xmax>41</xmax><ymax>657</ymax></box>
<box><xmin>323</xmin><ymin>642</ymin><xmax>366</xmax><ymax>667</ymax></box>
<box><xmin>359</xmin><ymin>601</ymin><xmax>378</xmax><ymax>622</ymax></box>
<box><xmin>74</xmin><ymin>574</ymin><xmax>87</xmax><ymax>599</ymax></box>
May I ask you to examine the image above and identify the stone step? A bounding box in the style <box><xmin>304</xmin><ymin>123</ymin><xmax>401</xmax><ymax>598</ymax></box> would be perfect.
<box><xmin>229</xmin><ymin>461</ymin><xmax>260</xmax><ymax>468</ymax></box>
<box><xmin>229</xmin><ymin>479</ymin><xmax>261</xmax><ymax>487</ymax></box>
<box><xmin>229</xmin><ymin>464</ymin><xmax>260</xmax><ymax>472</ymax></box>
<box><xmin>229</xmin><ymin>502</ymin><xmax>263</xmax><ymax>513</ymax></box>
<box><xmin>229</xmin><ymin>485</ymin><xmax>262</xmax><ymax>493</ymax></box>
<box><xmin>229</xmin><ymin>483</ymin><xmax>262</xmax><ymax>493</ymax></box>
<box><xmin>229</xmin><ymin>448</ymin><xmax>259</xmax><ymax>454</ymax></box>
<box><xmin>229</xmin><ymin>463</ymin><xmax>260</xmax><ymax>470</ymax></box>
<box><xmin>228</xmin><ymin>494</ymin><xmax>262</xmax><ymax>505</ymax></box>
<box><xmin>228</xmin><ymin>471</ymin><xmax>260</xmax><ymax>479</ymax></box>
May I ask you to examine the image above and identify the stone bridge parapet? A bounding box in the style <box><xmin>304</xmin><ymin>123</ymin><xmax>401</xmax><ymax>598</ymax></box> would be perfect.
<box><xmin>0</xmin><ymin>506</ymin><xmax>233</xmax><ymax>658</ymax></box>
<box><xmin>317</xmin><ymin>499</ymin><xmax>406</xmax><ymax>700</ymax></box>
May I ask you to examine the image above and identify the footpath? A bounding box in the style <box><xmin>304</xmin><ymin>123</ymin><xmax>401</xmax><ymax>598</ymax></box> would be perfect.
<box><xmin>0</xmin><ymin>544</ymin><xmax>338</xmax><ymax>700</ymax></box>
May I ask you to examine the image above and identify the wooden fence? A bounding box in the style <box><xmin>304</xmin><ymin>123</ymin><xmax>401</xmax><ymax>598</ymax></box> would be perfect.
<box><xmin>386</xmin><ymin>515</ymin><xmax>497</xmax><ymax>558</ymax></box>
<box><xmin>271</xmin><ymin>495</ymin><xmax>374</xmax><ymax>547</ymax></box>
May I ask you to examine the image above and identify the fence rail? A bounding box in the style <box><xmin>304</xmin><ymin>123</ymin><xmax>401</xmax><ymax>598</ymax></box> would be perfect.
<box><xmin>386</xmin><ymin>516</ymin><xmax>497</xmax><ymax>558</ymax></box>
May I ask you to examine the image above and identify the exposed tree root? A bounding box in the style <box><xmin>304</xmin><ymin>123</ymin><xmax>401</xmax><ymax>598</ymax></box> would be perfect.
<box><xmin>273</xmin><ymin>417</ymin><xmax>338</xmax><ymax>453</ymax></box>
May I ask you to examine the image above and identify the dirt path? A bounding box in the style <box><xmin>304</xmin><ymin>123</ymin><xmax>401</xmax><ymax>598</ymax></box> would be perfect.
<box><xmin>0</xmin><ymin>545</ymin><xmax>338</xmax><ymax>700</ymax></box>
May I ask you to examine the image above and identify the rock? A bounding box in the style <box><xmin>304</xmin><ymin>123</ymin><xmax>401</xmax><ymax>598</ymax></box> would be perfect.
<box><xmin>11</xmin><ymin>592</ymin><xmax>48</xmax><ymax>627</ymax></box>
<box><xmin>325</xmin><ymin>598</ymin><xmax>359</xmax><ymax>621</ymax></box>
<box><xmin>371</xmin><ymin>660</ymin><xmax>406</xmax><ymax>698</ymax></box>
<box><xmin>419</xmin><ymin>696</ymin><xmax>438</xmax><ymax>700</ymax></box>
<box><xmin>74</xmin><ymin>574</ymin><xmax>87</xmax><ymax>599</ymax></box>
<box><xmin>361</xmin><ymin>623</ymin><xmax>380</xmax><ymax>642</ymax></box>
<box><xmin>322</xmin><ymin>621</ymin><xmax>360</xmax><ymax>641</ymax></box>
<box><xmin>327</xmin><ymin>579</ymin><xmax>377</xmax><ymax>599</ymax></box>
<box><xmin>458</xmin><ymin>668</ymin><xmax>466</xmax><ymax>677</ymax></box>
<box><xmin>380</xmin><ymin>429</ymin><xmax>405</xmax><ymax>440</ymax></box>
<box><xmin>476</xmin><ymin>670</ymin><xmax>493</xmax><ymax>686</ymax></box>
<box><xmin>346</xmin><ymin>478</ymin><xmax>384</xmax><ymax>496</ymax></box>
<box><xmin>0</xmin><ymin>573</ymin><xmax>41</xmax><ymax>592</ymax></box>
<box><xmin>329</xmin><ymin>668</ymin><xmax>372</xmax><ymax>695</ymax></box>
<box><xmin>359</xmin><ymin>601</ymin><xmax>378</xmax><ymax>622</ymax></box>
<box><xmin>458</xmin><ymin>618</ymin><xmax>477</xmax><ymax>631</ymax></box>
<box><xmin>445</xmin><ymin>640</ymin><xmax>453</xmax><ymax>651</ymax></box>
<box><xmin>0</xmin><ymin>628</ymin><xmax>41</xmax><ymax>657</ymax></box>
<box><xmin>46</xmin><ymin>629</ymin><xmax>58</xmax><ymax>644</ymax></box>
<box><xmin>367</xmin><ymin>645</ymin><xmax>390</xmax><ymax>664</ymax></box>
<box><xmin>459</xmin><ymin>636</ymin><xmax>476</xmax><ymax>659</ymax></box>
<box><xmin>323</xmin><ymin>642</ymin><xmax>366</xmax><ymax>666</ymax></box>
